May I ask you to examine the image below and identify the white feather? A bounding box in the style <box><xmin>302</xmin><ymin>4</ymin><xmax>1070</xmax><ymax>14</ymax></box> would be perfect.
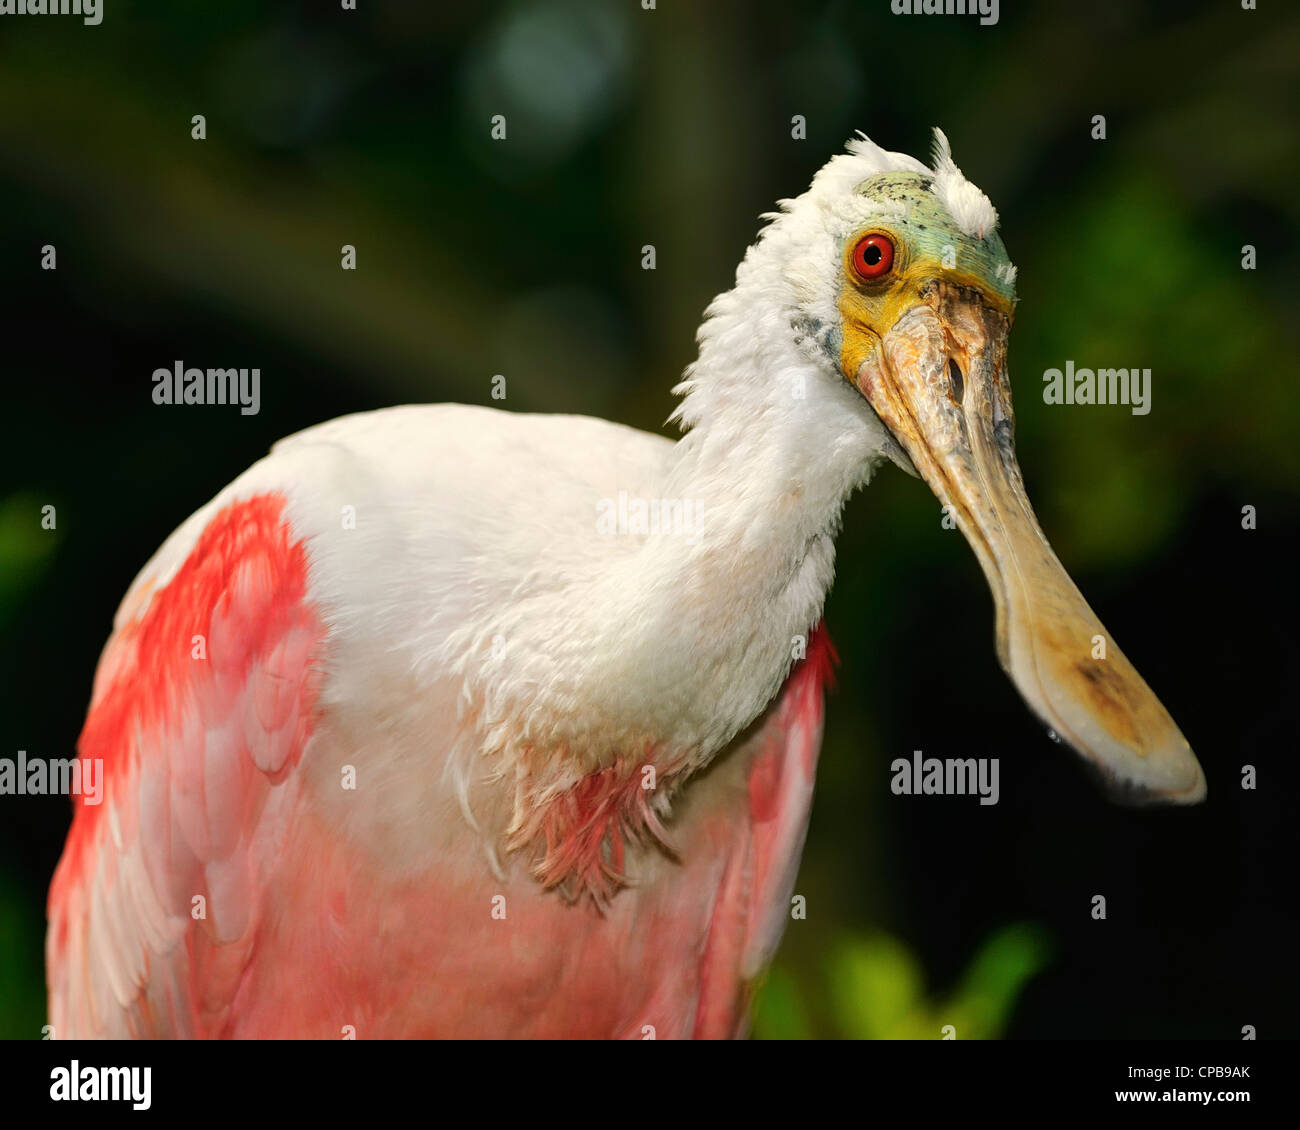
<box><xmin>929</xmin><ymin>127</ymin><xmax>999</xmax><ymax>239</ymax></box>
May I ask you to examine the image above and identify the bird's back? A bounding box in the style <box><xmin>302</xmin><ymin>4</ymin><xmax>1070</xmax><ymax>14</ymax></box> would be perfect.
<box><xmin>47</xmin><ymin>404</ymin><xmax>829</xmax><ymax>1038</ymax></box>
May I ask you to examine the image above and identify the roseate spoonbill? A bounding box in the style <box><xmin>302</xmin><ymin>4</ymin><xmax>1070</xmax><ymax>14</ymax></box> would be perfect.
<box><xmin>47</xmin><ymin>130</ymin><xmax>1206</xmax><ymax>1040</ymax></box>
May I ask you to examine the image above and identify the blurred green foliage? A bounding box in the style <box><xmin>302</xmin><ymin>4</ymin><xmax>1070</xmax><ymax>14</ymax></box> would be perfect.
<box><xmin>0</xmin><ymin>495</ymin><xmax>59</xmax><ymax>632</ymax></box>
<box><xmin>0</xmin><ymin>876</ymin><xmax>45</xmax><ymax>1040</ymax></box>
<box><xmin>755</xmin><ymin>924</ymin><xmax>1051</xmax><ymax>1039</ymax></box>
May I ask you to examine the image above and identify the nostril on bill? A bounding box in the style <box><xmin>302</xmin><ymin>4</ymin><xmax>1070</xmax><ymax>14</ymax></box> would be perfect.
<box><xmin>947</xmin><ymin>357</ymin><xmax>965</xmax><ymax>404</ymax></box>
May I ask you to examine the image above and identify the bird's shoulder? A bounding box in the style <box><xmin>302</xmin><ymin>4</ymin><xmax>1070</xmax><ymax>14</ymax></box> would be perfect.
<box><xmin>113</xmin><ymin>403</ymin><xmax>673</xmax><ymax>634</ymax></box>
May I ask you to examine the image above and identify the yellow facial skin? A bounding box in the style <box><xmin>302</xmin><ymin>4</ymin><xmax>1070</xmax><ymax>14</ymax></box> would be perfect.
<box><xmin>837</xmin><ymin>237</ymin><xmax>1016</xmax><ymax>388</ymax></box>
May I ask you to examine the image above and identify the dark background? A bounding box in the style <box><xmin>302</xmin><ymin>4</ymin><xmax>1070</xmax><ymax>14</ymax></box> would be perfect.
<box><xmin>1</xmin><ymin>0</ymin><xmax>1296</xmax><ymax>1038</ymax></box>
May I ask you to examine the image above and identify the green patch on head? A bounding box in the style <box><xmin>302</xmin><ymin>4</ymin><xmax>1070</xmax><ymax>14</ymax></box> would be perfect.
<box><xmin>855</xmin><ymin>171</ymin><xmax>1017</xmax><ymax>307</ymax></box>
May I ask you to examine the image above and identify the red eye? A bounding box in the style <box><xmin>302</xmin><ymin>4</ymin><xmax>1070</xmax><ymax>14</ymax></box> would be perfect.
<box><xmin>851</xmin><ymin>233</ymin><xmax>895</xmax><ymax>280</ymax></box>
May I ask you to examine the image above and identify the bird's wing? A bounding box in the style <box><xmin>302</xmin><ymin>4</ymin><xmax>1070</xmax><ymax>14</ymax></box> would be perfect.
<box><xmin>46</xmin><ymin>492</ymin><xmax>326</xmax><ymax>1037</ymax></box>
<box><xmin>691</xmin><ymin>624</ymin><xmax>836</xmax><ymax>1039</ymax></box>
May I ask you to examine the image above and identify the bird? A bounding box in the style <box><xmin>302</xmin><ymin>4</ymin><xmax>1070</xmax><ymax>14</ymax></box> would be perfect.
<box><xmin>47</xmin><ymin>129</ymin><xmax>1206</xmax><ymax>1040</ymax></box>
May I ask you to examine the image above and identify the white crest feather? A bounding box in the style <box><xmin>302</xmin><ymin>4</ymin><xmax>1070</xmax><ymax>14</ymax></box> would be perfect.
<box><xmin>929</xmin><ymin>127</ymin><xmax>998</xmax><ymax>239</ymax></box>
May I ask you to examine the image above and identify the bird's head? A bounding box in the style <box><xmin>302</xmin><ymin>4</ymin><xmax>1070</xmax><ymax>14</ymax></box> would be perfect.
<box><xmin>715</xmin><ymin>130</ymin><xmax>1205</xmax><ymax>805</ymax></box>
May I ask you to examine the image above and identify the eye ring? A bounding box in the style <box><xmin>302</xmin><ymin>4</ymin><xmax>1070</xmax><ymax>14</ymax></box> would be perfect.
<box><xmin>851</xmin><ymin>232</ymin><xmax>895</xmax><ymax>281</ymax></box>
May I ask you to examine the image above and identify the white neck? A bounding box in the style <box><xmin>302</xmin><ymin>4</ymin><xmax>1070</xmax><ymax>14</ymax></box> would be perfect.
<box><xmin>531</xmin><ymin>273</ymin><xmax>889</xmax><ymax>783</ymax></box>
<box><xmin>443</xmin><ymin>246</ymin><xmax>899</xmax><ymax>877</ymax></box>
